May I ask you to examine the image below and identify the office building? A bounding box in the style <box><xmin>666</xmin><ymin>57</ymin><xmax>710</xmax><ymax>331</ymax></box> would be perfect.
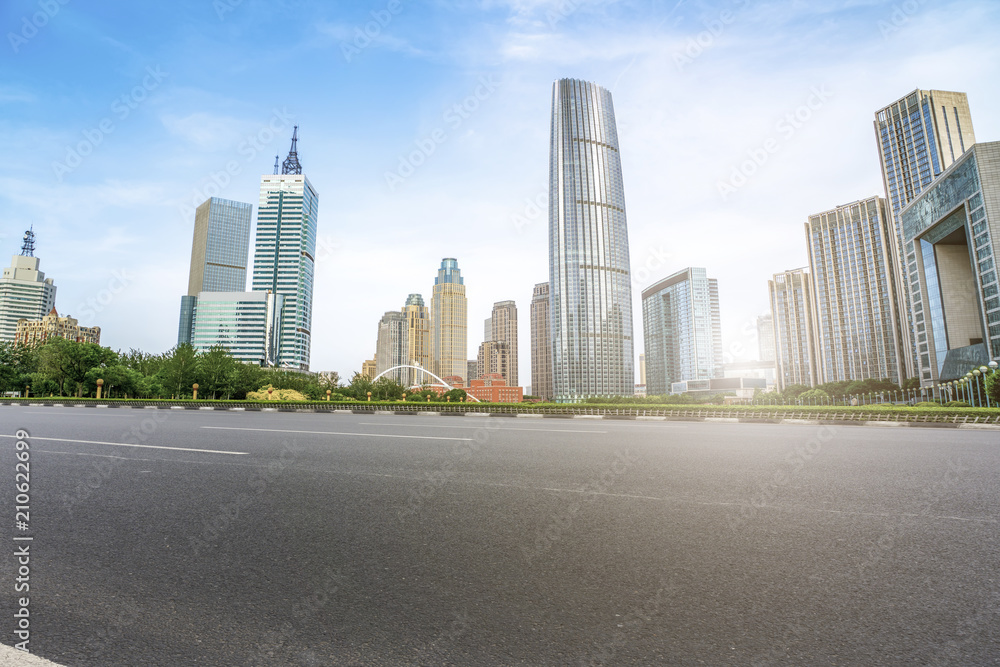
<box><xmin>875</xmin><ymin>89</ymin><xmax>976</xmax><ymax>379</ymax></box>
<box><xmin>477</xmin><ymin>340</ymin><xmax>511</xmax><ymax>383</ymax></box>
<box><xmin>769</xmin><ymin>268</ymin><xmax>818</xmax><ymax>391</ymax></box>
<box><xmin>375</xmin><ymin>310</ymin><xmax>407</xmax><ymax>384</ymax></box>
<box><xmin>901</xmin><ymin>141</ymin><xmax>1000</xmax><ymax>384</ymax></box>
<box><xmin>641</xmin><ymin>268</ymin><xmax>722</xmax><ymax>396</ymax></box>
<box><xmin>15</xmin><ymin>308</ymin><xmax>100</xmax><ymax>346</ymax></box>
<box><xmin>530</xmin><ymin>282</ymin><xmax>553</xmax><ymax>400</ymax></box>
<box><xmin>178</xmin><ymin>197</ymin><xmax>252</xmax><ymax>345</ymax></box>
<box><xmin>548</xmin><ymin>78</ymin><xmax>634</xmax><ymax>401</ymax></box>
<box><xmin>361</xmin><ymin>358</ymin><xmax>377</xmax><ymax>380</ymax></box>
<box><xmin>489</xmin><ymin>300</ymin><xmax>518</xmax><ymax>386</ymax></box>
<box><xmin>190</xmin><ymin>291</ymin><xmax>284</xmax><ymax>365</ymax></box>
<box><xmin>430</xmin><ymin>258</ymin><xmax>467</xmax><ymax>381</ymax></box>
<box><xmin>806</xmin><ymin>197</ymin><xmax>905</xmax><ymax>384</ymax></box>
<box><xmin>251</xmin><ymin>127</ymin><xmax>318</xmax><ymax>370</ymax></box>
<box><xmin>467</xmin><ymin>373</ymin><xmax>523</xmax><ymax>403</ymax></box>
<box><xmin>402</xmin><ymin>293</ymin><xmax>431</xmax><ymax>387</ymax></box>
<box><xmin>484</xmin><ymin>317</ymin><xmax>492</xmax><ymax>343</ymax></box>
<box><xmin>467</xmin><ymin>360</ymin><xmax>479</xmax><ymax>383</ymax></box>
<box><xmin>0</xmin><ymin>229</ymin><xmax>56</xmax><ymax>341</ymax></box>
<box><xmin>756</xmin><ymin>314</ymin><xmax>775</xmax><ymax>363</ymax></box>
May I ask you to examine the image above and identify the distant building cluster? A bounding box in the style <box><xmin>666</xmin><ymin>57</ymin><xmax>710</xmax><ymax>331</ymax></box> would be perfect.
<box><xmin>15</xmin><ymin>307</ymin><xmax>100</xmax><ymax>346</ymax></box>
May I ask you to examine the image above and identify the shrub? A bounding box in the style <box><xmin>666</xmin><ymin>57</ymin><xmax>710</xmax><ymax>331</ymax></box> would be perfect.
<box><xmin>944</xmin><ymin>400</ymin><xmax>971</xmax><ymax>408</ymax></box>
<box><xmin>914</xmin><ymin>401</ymin><xmax>941</xmax><ymax>408</ymax></box>
<box><xmin>246</xmin><ymin>385</ymin><xmax>308</xmax><ymax>401</ymax></box>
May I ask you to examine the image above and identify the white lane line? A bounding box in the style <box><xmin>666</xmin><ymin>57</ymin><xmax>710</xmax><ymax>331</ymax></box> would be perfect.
<box><xmin>0</xmin><ymin>434</ymin><xmax>247</xmax><ymax>455</ymax></box>
<box><xmin>357</xmin><ymin>422</ymin><xmax>607</xmax><ymax>434</ymax></box>
<box><xmin>202</xmin><ymin>426</ymin><xmax>473</xmax><ymax>441</ymax></box>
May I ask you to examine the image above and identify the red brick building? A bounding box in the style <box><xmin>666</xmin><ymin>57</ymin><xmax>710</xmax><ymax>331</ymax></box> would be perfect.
<box><xmin>467</xmin><ymin>373</ymin><xmax>523</xmax><ymax>403</ymax></box>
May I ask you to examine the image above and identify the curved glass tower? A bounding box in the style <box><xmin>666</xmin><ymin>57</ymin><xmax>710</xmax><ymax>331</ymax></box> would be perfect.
<box><xmin>548</xmin><ymin>78</ymin><xmax>634</xmax><ymax>401</ymax></box>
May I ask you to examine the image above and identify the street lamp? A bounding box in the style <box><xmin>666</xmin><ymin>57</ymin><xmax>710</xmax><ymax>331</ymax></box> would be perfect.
<box><xmin>965</xmin><ymin>372</ymin><xmax>974</xmax><ymax>406</ymax></box>
<box><xmin>973</xmin><ymin>369</ymin><xmax>983</xmax><ymax>407</ymax></box>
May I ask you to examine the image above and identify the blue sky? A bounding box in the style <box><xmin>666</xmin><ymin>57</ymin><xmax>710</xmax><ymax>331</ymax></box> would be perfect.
<box><xmin>2</xmin><ymin>0</ymin><xmax>999</xmax><ymax>384</ymax></box>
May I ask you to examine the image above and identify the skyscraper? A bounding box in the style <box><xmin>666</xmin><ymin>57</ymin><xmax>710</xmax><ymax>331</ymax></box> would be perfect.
<box><xmin>375</xmin><ymin>310</ymin><xmax>407</xmax><ymax>384</ymax></box>
<box><xmin>548</xmin><ymin>78</ymin><xmax>634</xmax><ymax>401</ymax></box>
<box><xmin>430</xmin><ymin>258</ymin><xmax>467</xmax><ymax>381</ymax></box>
<box><xmin>530</xmin><ymin>282</ymin><xmax>553</xmax><ymax>400</ymax></box>
<box><xmin>641</xmin><ymin>268</ymin><xmax>722</xmax><ymax>396</ymax></box>
<box><xmin>806</xmin><ymin>196</ymin><xmax>904</xmax><ymax>384</ymax></box>
<box><xmin>769</xmin><ymin>268</ymin><xmax>818</xmax><ymax>391</ymax></box>
<box><xmin>190</xmin><ymin>291</ymin><xmax>283</xmax><ymax>365</ymax></box>
<box><xmin>477</xmin><ymin>340</ymin><xmax>511</xmax><ymax>383</ymax></box>
<box><xmin>0</xmin><ymin>229</ymin><xmax>56</xmax><ymax>341</ymax></box>
<box><xmin>178</xmin><ymin>197</ymin><xmax>252</xmax><ymax>345</ymax></box>
<box><xmin>251</xmin><ymin>127</ymin><xmax>319</xmax><ymax>370</ymax></box>
<box><xmin>402</xmin><ymin>293</ymin><xmax>431</xmax><ymax>387</ymax></box>
<box><xmin>490</xmin><ymin>300</ymin><xmax>518</xmax><ymax>386</ymax></box>
<box><xmin>874</xmin><ymin>89</ymin><xmax>976</xmax><ymax>381</ymax></box>
<box><xmin>756</xmin><ymin>315</ymin><xmax>775</xmax><ymax>363</ymax></box>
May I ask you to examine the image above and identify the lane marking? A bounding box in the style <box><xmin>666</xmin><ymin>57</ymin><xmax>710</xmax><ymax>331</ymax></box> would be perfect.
<box><xmin>357</xmin><ymin>422</ymin><xmax>608</xmax><ymax>434</ymax></box>
<box><xmin>0</xmin><ymin>434</ymin><xmax>247</xmax><ymax>455</ymax></box>
<box><xmin>201</xmin><ymin>426</ymin><xmax>473</xmax><ymax>441</ymax></box>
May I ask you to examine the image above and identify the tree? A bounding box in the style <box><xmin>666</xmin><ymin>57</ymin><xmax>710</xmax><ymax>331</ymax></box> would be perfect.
<box><xmin>38</xmin><ymin>338</ymin><xmax>116</xmax><ymax>396</ymax></box>
<box><xmin>799</xmin><ymin>388</ymin><xmax>830</xmax><ymax>403</ymax></box>
<box><xmin>344</xmin><ymin>373</ymin><xmax>375</xmax><ymax>400</ymax></box>
<box><xmin>442</xmin><ymin>388</ymin><xmax>467</xmax><ymax>402</ymax></box>
<box><xmin>231</xmin><ymin>362</ymin><xmax>265</xmax><ymax>400</ymax></box>
<box><xmin>159</xmin><ymin>343</ymin><xmax>200</xmax><ymax>398</ymax></box>
<box><xmin>0</xmin><ymin>341</ymin><xmax>40</xmax><ymax>394</ymax></box>
<box><xmin>199</xmin><ymin>346</ymin><xmax>237</xmax><ymax>399</ymax></box>
<box><xmin>985</xmin><ymin>371</ymin><xmax>1000</xmax><ymax>406</ymax></box>
<box><xmin>371</xmin><ymin>376</ymin><xmax>405</xmax><ymax>401</ymax></box>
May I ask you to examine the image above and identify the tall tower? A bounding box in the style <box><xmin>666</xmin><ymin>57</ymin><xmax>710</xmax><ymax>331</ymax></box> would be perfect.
<box><xmin>375</xmin><ymin>310</ymin><xmax>407</xmax><ymax>384</ymax></box>
<box><xmin>548</xmin><ymin>78</ymin><xmax>634</xmax><ymax>401</ymax></box>
<box><xmin>530</xmin><ymin>282</ymin><xmax>553</xmax><ymax>400</ymax></box>
<box><xmin>806</xmin><ymin>197</ymin><xmax>904</xmax><ymax>385</ymax></box>
<box><xmin>251</xmin><ymin>128</ymin><xmax>319</xmax><ymax>370</ymax></box>
<box><xmin>430</xmin><ymin>258</ymin><xmax>467</xmax><ymax>381</ymax></box>
<box><xmin>874</xmin><ymin>89</ymin><xmax>975</xmax><ymax>382</ymax></box>
<box><xmin>769</xmin><ymin>268</ymin><xmax>818</xmax><ymax>391</ymax></box>
<box><xmin>0</xmin><ymin>229</ymin><xmax>57</xmax><ymax>341</ymax></box>
<box><xmin>402</xmin><ymin>293</ymin><xmax>431</xmax><ymax>387</ymax></box>
<box><xmin>490</xmin><ymin>300</ymin><xmax>518</xmax><ymax>386</ymax></box>
<box><xmin>178</xmin><ymin>197</ymin><xmax>252</xmax><ymax>345</ymax></box>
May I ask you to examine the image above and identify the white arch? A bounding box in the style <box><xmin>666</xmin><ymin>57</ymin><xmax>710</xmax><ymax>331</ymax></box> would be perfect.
<box><xmin>370</xmin><ymin>365</ymin><xmax>481</xmax><ymax>402</ymax></box>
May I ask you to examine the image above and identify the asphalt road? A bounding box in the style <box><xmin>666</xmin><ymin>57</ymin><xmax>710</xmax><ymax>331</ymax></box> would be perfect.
<box><xmin>0</xmin><ymin>406</ymin><xmax>998</xmax><ymax>666</ymax></box>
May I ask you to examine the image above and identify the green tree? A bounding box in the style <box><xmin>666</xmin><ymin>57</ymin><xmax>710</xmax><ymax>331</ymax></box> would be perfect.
<box><xmin>344</xmin><ymin>373</ymin><xmax>375</xmax><ymax>400</ymax></box>
<box><xmin>442</xmin><ymin>388</ymin><xmax>467</xmax><ymax>402</ymax></box>
<box><xmin>199</xmin><ymin>346</ymin><xmax>238</xmax><ymax>399</ymax></box>
<box><xmin>371</xmin><ymin>376</ymin><xmax>405</xmax><ymax>401</ymax></box>
<box><xmin>159</xmin><ymin>343</ymin><xmax>200</xmax><ymax>398</ymax></box>
<box><xmin>231</xmin><ymin>362</ymin><xmax>266</xmax><ymax>400</ymax></box>
<box><xmin>38</xmin><ymin>338</ymin><xmax>116</xmax><ymax>396</ymax></box>
<box><xmin>799</xmin><ymin>388</ymin><xmax>830</xmax><ymax>403</ymax></box>
<box><xmin>0</xmin><ymin>341</ymin><xmax>40</xmax><ymax>394</ymax></box>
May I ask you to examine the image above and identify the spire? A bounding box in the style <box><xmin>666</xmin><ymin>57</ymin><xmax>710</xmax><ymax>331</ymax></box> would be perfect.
<box><xmin>281</xmin><ymin>126</ymin><xmax>302</xmax><ymax>175</ymax></box>
<box><xmin>273</xmin><ymin>154</ymin><xmax>280</xmax><ymax>175</ymax></box>
<box><xmin>19</xmin><ymin>226</ymin><xmax>35</xmax><ymax>257</ymax></box>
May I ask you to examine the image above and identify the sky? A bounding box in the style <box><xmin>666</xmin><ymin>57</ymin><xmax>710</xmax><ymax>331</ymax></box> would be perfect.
<box><xmin>2</xmin><ymin>0</ymin><xmax>1000</xmax><ymax>386</ymax></box>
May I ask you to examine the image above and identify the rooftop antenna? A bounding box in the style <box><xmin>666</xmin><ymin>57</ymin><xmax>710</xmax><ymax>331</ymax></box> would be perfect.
<box><xmin>273</xmin><ymin>154</ymin><xmax>280</xmax><ymax>175</ymax></box>
<box><xmin>20</xmin><ymin>226</ymin><xmax>35</xmax><ymax>257</ymax></box>
<box><xmin>281</xmin><ymin>125</ymin><xmax>302</xmax><ymax>175</ymax></box>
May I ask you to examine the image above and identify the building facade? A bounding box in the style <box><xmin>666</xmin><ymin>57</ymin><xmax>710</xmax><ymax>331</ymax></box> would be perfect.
<box><xmin>530</xmin><ymin>282</ymin><xmax>553</xmax><ymax>400</ymax></box>
<box><xmin>375</xmin><ymin>310</ymin><xmax>408</xmax><ymax>384</ymax></box>
<box><xmin>477</xmin><ymin>340</ymin><xmax>511</xmax><ymax>383</ymax></box>
<box><xmin>548</xmin><ymin>78</ymin><xmax>634</xmax><ymax>401</ymax></box>
<box><xmin>901</xmin><ymin>141</ymin><xmax>1000</xmax><ymax>384</ymax></box>
<box><xmin>806</xmin><ymin>196</ymin><xmax>905</xmax><ymax>384</ymax></box>
<box><xmin>178</xmin><ymin>197</ymin><xmax>252</xmax><ymax>346</ymax></box>
<box><xmin>361</xmin><ymin>358</ymin><xmax>377</xmax><ymax>380</ymax></box>
<box><xmin>15</xmin><ymin>308</ymin><xmax>100</xmax><ymax>346</ymax></box>
<box><xmin>769</xmin><ymin>268</ymin><xmax>818</xmax><ymax>391</ymax></box>
<box><xmin>467</xmin><ymin>360</ymin><xmax>479</xmax><ymax>383</ymax></box>
<box><xmin>430</xmin><ymin>258</ymin><xmax>467</xmax><ymax>382</ymax></box>
<box><xmin>641</xmin><ymin>268</ymin><xmax>722</xmax><ymax>396</ymax></box>
<box><xmin>402</xmin><ymin>293</ymin><xmax>431</xmax><ymax>387</ymax></box>
<box><xmin>190</xmin><ymin>291</ymin><xmax>284</xmax><ymax>365</ymax></box>
<box><xmin>756</xmin><ymin>314</ymin><xmax>775</xmax><ymax>363</ymax></box>
<box><xmin>490</xmin><ymin>300</ymin><xmax>518</xmax><ymax>386</ymax></box>
<box><xmin>467</xmin><ymin>373</ymin><xmax>523</xmax><ymax>403</ymax></box>
<box><xmin>251</xmin><ymin>130</ymin><xmax>318</xmax><ymax>370</ymax></box>
<box><xmin>875</xmin><ymin>89</ymin><xmax>976</xmax><ymax>380</ymax></box>
<box><xmin>0</xmin><ymin>230</ymin><xmax>56</xmax><ymax>342</ymax></box>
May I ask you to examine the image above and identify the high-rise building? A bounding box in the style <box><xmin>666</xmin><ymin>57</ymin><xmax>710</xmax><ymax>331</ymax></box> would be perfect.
<box><xmin>375</xmin><ymin>310</ymin><xmax>407</xmax><ymax>384</ymax></box>
<box><xmin>548</xmin><ymin>78</ymin><xmax>634</xmax><ymax>401</ymax></box>
<box><xmin>361</xmin><ymin>358</ymin><xmax>377</xmax><ymax>380</ymax></box>
<box><xmin>467</xmin><ymin>360</ymin><xmax>479</xmax><ymax>383</ymax></box>
<box><xmin>484</xmin><ymin>317</ymin><xmax>492</xmax><ymax>343</ymax></box>
<box><xmin>638</xmin><ymin>353</ymin><xmax>646</xmax><ymax>386</ymax></box>
<box><xmin>530</xmin><ymin>282</ymin><xmax>553</xmax><ymax>400</ymax></box>
<box><xmin>806</xmin><ymin>196</ymin><xmax>905</xmax><ymax>385</ymax></box>
<box><xmin>756</xmin><ymin>315</ymin><xmax>775</xmax><ymax>363</ymax></box>
<box><xmin>875</xmin><ymin>89</ymin><xmax>976</xmax><ymax>380</ymax></box>
<box><xmin>15</xmin><ymin>307</ymin><xmax>100</xmax><ymax>346</ymax></box>
<box><xmin>0</xmin><ymin>229</ymin><xmax>56</xmax><ymax>341</ymax></box>
<box><xmin>190</xmin><ymin>291</ymin><xmax>284</xmax><ymax>364</ymax></box>
<box><xmin>178</xmin><ymin>197</ymin><xmax>252</xmax><ymax>346</ymax></box>
<box><xmin>490</xmin><ymin>300</ymin><xmax>518</xmax><ymax>386</ymax></box>
<box><xmin>251</xmin><ymin>127</ymin><xmax>318</xmax><ymax>370</ymax></box>
<box><xmin>901</xmin><ymin>141</ymin><xmax>1000</xmax><ymax>384</ymax></box>
<box><xmin>769</xmin><ymin>268</ymin><xmax>818</xmax><ymax>391</ymax></box>
<box><xmin>477</xmin><ymin>340</ymin><xmax>511</xmax><ymax>383</ymax></box>
<box><xmin>430</xmin><ymin>258</ymin><xmax>467</xmax><ymax>382</ymax></box>
<box><xmin>641</xmin><ymin>268</ymin><xmax>722</xmax><ymax>396</ymax></box>
<box><xmin>402</xmin><ymin>293</ymin><xmax>431</xmax><ymax>387</ymax></box>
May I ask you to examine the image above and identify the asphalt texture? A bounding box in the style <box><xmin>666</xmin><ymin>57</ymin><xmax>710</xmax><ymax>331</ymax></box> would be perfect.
<box><xmin>0</xmin><ymin>406</ymin><xmax>998</xmax><ymax>666</ymax></box>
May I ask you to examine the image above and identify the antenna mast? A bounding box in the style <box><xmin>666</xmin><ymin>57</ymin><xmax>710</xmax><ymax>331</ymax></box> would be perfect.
<box><xmin>19</xmin><ymin>226</ymin><xmax>35</xmax><ymax>257</ymax></box>
<box><xmin>281</xmin><ymin>126</ymin><xmax>302</xmax><ymax>175</ymax></box>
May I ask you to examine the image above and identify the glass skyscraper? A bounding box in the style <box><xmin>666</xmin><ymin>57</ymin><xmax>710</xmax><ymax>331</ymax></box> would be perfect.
<box><xmin>641</xmin><ymin>268</ymin><xmax>722</xmax><ymax>396</ymax></box>
<box><xmin>178</xmin><ymin>197</ymin><xmax>252</xmax><ymax>346</ymax></box>
<box><xmin>251</xmin><ymin>172</ymin><xmax>318</xmax><ymax>370</ymax></box>
<box><xmin>874</xmin><ymin>89</ymin><xmax>976</xmax><ymax>381</ymax></box>
<box><xmin>548</xmin><ymin>78</ymin><xmax>634</xmax><ymax>401</ymax></box>
<box><xmin>190</xmin><ymin>291</ymin><xmax>283</xmax><ymax>365</ymax></box>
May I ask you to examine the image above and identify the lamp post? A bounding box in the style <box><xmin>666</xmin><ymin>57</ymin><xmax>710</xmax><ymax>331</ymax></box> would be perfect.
<box><xmin>973</xmin><ymin>370</ymin><xmax>983</xmax><ymax>407</ymax></box>
<box><xmin>965</xmin><ymin>372</ymin><xmax>974</xmax><ymax>406</ymax></box>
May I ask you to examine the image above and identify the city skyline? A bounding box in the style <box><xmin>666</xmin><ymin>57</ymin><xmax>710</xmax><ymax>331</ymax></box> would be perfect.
<box><xmin>3</xmin><ymin>1</ymin><xmax>1000</xmax><ymax>381</ymax></box>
